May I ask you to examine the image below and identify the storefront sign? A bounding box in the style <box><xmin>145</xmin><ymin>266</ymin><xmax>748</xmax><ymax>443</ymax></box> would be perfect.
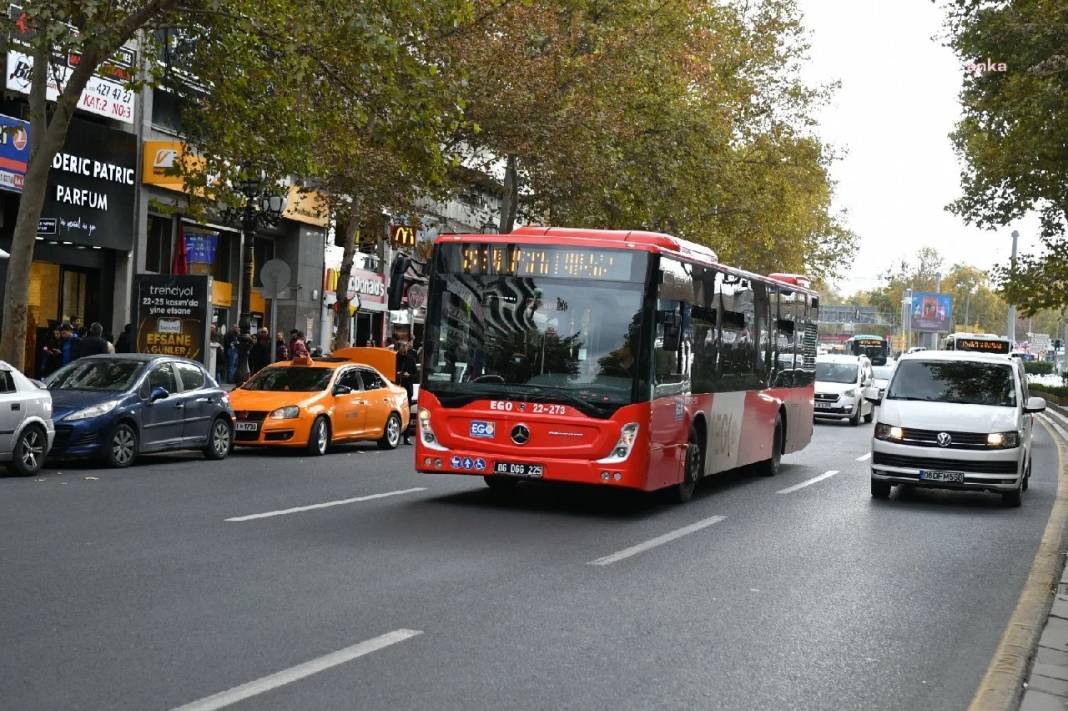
<box><xmin>37</xmin><ymin>119</ymin><xmax>136</xmax><ymax>250</ymax></box>
<box><xmin>323</xmin><ymin>267</ymin><xmax>386</xmax><ymax>310</ymax></box>
<box><xmin>390</xmin><ymin>224</ymin><xmax>416</xmax><ymax>248</ymax></box>
<box><xmin>183</xmin><ymin>228</ymin><xmax>219</xmax><ymax>265</ymax></box>
<box><xmin>282</xmin><ymin>186</ymin><xmax>329</xmax><ymax>227</ymax></box>
<box><xmin>6</xmin><ymin>50</ymin><xmax>135</xmax><ymax>123</ymax></box>
<box><xmin>406</xmin><ymin>283</ymin><xmax>426</xmax><ymax>309</ymax></box>
<box><xmin>0</xmin><ymin>113</ymin><xmax>28</xmax><ymax>192</ymax></box>
<box><xmin>134</xmin><ymin>274</ymin><xmax>212</xmax><ymax>364</ymax></box>
<box><xmin>142</xmin><ymin>140</ymin><xmax>206</xmax><ymax>193</ymax></box>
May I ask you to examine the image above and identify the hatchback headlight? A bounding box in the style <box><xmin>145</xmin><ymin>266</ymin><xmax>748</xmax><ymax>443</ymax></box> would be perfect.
<box><xmin>66</xmin><ymin>400</ymin><xmax>121</xmax><ymax>421</ymax></box>
<box><xmin>987</xmin><ymin>431</ymin><xmax>1019</xmax><ymax>449</ymax></box>
<box><xmin>270</xmin><ymin>405</ymin><xmax>300</xmax><ymax>419</ymax></box>
<box><xmin>874</xmin><ymin>423</ymin><xmax>904</xmax><ymax>441</ymax></box>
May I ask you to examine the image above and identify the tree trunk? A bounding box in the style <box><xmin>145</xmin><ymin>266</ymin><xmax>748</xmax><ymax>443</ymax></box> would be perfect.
<box><xmin>0</xmin><ymin>42</ymin><xmax>95</xmax><ymax>369</ymax></box>
<box><xmin>498</xmin><ymin>154</ymin><xmax>519</xmax><ymax>234</ymax></box>
<box><xmin>333</xmin><ymin>200</ymin><xmax>362</xmax><ymax>349</ymax></box>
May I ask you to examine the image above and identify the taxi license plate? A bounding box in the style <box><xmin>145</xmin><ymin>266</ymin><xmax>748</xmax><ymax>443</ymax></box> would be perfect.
<box><xmin>235</xmin><ymin>422</ymin><xmax>259</xmax><ymax>432</ymax></box>
<box><xmin>493</xmin><ymin>461</ymin><xmax>544</xmax><ymax>478</ymax></box>
<box><xmin>919</xmin><ymin>470</ymin><xmax>965</xmax><ymax>483</ymax></box>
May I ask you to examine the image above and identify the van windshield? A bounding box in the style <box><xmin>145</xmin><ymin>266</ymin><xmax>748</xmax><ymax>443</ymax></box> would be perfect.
<box><xmin>887</xmin><ymin>360</ymin><xmax>1016</xmax><ymax>407</ymax></box>
<box><xmin>815</xmin><ymin>362</ymin><xmax>858</xmax><ymax>384</ymax></box>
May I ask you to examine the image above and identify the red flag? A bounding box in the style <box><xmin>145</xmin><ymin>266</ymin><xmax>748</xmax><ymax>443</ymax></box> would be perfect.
<box><xmin>171</xmin><ymin>223</ymin><xmax>188</xmax><ymax>275</ymax></box>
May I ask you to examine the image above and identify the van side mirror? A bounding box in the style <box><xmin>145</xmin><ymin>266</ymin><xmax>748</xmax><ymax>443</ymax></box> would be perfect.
<box><xmin>1025</xmin><ymin>396</ymin><xmax>1047</xmax><ymax>414</ymax></box>
<box><xmin>862</xmin><ymin>386</ymin><xmax>882</xmax><ymax>404</ymax></box>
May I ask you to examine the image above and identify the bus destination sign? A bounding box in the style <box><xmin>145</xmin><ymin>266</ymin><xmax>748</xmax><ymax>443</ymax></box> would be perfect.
<box><xmin>957</xmin><ymin>338</ymin><xmax>1011</xmax><ymax>354</ymax></box>
<box><xmin>460</xmin><ymin>245</ymin><xmax>637</xmax><ymax>281</ymax></box>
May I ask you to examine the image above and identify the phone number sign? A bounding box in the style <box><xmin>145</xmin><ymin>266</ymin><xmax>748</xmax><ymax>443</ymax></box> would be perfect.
<box><xmin>6</xmin><ymin>50</ymin><xmax>134</xmax><ymax>124</ymax></box>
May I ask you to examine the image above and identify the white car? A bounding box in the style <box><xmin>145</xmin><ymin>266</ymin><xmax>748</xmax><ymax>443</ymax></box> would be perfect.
<box><xmin>814</xmin><ymin>354</ymin><xmax>874</xmax><ymax>425</ymax></box>
<box><xmin>0</xmin><ymin>361</ymin><xmax>54</xmax><ymax>476</ymax></box>
<box><xmin>871</xmin><ymin>363</ymin><xmax>896</xmax><ymax>400</ymax></box>
<box><xmin>869</xmin><ymin>351</ymin><xmax>1043</xmax><ymax>506</ymax></box>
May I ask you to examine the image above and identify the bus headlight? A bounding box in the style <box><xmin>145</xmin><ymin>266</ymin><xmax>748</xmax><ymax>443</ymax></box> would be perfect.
<box><xmin>419</xmin><ymin>409</ymin><xmax>446</xmax><ymax>450</ymax></box>
<box><xmin>598</xmin><ymin>423</ymin><xmax>639</xmax><ymax>464</ymax></box>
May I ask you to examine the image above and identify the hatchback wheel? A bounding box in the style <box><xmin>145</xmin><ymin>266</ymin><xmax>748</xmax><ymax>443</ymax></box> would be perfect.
<box><xmin>871</xmin><ymin>478</ymin><xmax>891</xmax><ymax>499</ymax></box>
<box><xmin>307</xmin><ymin>417</ymin><xmax>330</xmax><ymax>456</ymax></box>
<box><xmin>203</xmin><ymin>417</ymin><xmax>232</xmax><ymax>460</ymax></box>
<box><xmin>378</xmin><ymin>412</ymin><xmax>402</xmax><ymax>450</ymax></box>
<box><xmin>107</xmin><ymin>424</ymin><xmax>138</xmax><ymax>468</ymax></box>
<box><xmin>8</xmin><ymin>425</ymin><xmax>46</xmax><ymax>476</ymax></box>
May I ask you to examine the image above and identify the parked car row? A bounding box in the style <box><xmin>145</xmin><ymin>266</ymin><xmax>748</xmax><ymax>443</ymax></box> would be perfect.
<box><xmin>0</xmin><ymin>347</ymin><xmax>409</xmax><ymax>477</ymax></box>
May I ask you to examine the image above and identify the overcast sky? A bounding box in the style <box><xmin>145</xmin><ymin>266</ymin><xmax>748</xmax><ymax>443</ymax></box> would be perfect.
<box><xmin>797</xmin><ymin>0</ymin><xmax>1041</xmax><ymax>296</ymax></box>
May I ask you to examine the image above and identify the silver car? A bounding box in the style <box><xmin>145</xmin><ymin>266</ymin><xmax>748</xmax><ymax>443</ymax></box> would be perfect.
<box><xmin>0</xmin><ymin>361</ymin><xmax>54</xmax><ymax>476</ymax></box>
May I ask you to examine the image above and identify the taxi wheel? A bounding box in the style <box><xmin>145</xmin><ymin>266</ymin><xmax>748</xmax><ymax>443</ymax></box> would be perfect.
<box><xmin>8</xmin><ymin>425</ymin><xmax>46</xmax><ymax>476</ymax></box>
<box><xmin>203</xmin><ymin>417</ymin><xmax>232</xmax><ymax>460</ymax></box>
<box><xmin>307</xmin><ymin>417</ymin><xmax>330</xmax><ymax>456</ymax></box>
<box><xmin>378</xmin><ymin>412</ymin><xmax>402</xmax><ymax>450</ymax></box>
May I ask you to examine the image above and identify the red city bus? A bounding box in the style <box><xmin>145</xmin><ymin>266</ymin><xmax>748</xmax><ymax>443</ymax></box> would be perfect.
<box><xmin>414</xmin><ymin>227</ymin><xmax>819</xmax><ymax>501</ymax></box>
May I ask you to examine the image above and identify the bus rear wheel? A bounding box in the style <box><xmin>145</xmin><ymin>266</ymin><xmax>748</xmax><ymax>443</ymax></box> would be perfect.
<box><xmin>669</xmin><ymin>427</ymin><xmax>703</xmax><ymax>504</ymax></box>
<box><xmin>757</xmin><ymin>416</ymin><xmax>783</xmax><ymax>477</ymax></box>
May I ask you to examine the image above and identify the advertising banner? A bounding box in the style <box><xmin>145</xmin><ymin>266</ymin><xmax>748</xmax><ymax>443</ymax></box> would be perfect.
<box><xmin>0</xmin><ymin>113</ymin><xmax>28</xmax><ymax>192</ymax></box>
<box><xmin>6</xmin><ymin>50</ymin><xmax>135</xmax><ymax>123</ymax></box>
<box><xmin>37</xmin><ymin>118</ymin><xmax>136</xmax><ymax>250</ymax></box>
<box><xmin>910</xmin><ymin>292</ymin><xmax>953</xmax><ymax>333</ymax></box>
<box><xmin>134</xmin><ymin>274</ymin><xmax>212</xmax><ymax>365</ymax></box>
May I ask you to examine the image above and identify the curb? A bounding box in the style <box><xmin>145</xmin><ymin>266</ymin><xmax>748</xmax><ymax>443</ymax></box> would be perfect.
<box><xmin>970</xmin><ymin>409</ymin><xmax>1068</xmax><ymax>711</ymax></box>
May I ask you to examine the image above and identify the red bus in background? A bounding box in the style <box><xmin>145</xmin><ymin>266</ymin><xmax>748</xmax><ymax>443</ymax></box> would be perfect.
<box><xmin>414</xmin><ymin>227</ymin><xmax>819</xmax><ymax>502</ymax></box>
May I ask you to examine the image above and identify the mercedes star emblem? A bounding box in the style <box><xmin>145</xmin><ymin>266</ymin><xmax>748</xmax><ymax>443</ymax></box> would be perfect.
<box><xmin>511</xmin><ymin>424</ymin><xmax>531</xmax><ymax>445</ymax></box>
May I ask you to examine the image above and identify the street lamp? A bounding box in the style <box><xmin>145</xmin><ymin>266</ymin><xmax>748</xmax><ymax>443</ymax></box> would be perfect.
<box><xmin>221</xmin><ymin>168</ymin><xmax>287</xmax><ymax>384</ymax></box>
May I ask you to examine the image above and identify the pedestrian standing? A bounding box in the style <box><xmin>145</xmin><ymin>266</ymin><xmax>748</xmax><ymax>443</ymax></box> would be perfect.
<box><xmin>290</xmin><ymin>331</ymin><xmax>310</xmax><ymax>358</ymax></box>
<box><xmin>77</xmin><ymin>323</ymin><xmax>108</xmax><ymax>358</ymax></box>
<box><xmin>209</xmin><ymin>326</ymin><xmax>225</xmax><ymax>382</ymax></box>
<box><xmin>115</xmin><ymin>324</ymin><xmax>134</xmax><ymax>353</ymax></box>
<box><xmin>249</xmin><ymin>328</ymin><xmax>272</xmax><ymax>373</ymax></box>
<box><xmin>38</xmin><ymin>326</ymin><xmax>63</xmax><ymax>378</ymax></box>
<box><xmin>58</xmin><ymin>324</ymin><xmax>78</xmax><ymax>366</ymax></box>
<box><xmin>275</xmin><ymin>332</ymin><xmax>289</xmax><ymax>361</ymax></box>
<box><xmin>395</xmin><ymin>341</ymin><xmax>417</xmax><ymax>445</ymax></box>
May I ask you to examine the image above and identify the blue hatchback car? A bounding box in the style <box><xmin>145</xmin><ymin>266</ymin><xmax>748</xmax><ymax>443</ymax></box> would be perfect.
<box><xmin>47</xmin><ymin>354</ymin><xmax>234</xmax><ymax>467</ymax></box>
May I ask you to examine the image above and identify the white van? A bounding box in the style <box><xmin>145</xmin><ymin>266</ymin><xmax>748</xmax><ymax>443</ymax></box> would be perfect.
<box><xmin>814</xmin><ymin>354</ymin><xmax>874</xmax><ymax>425</ymax></box>
<box><xmin>868</xmin><ymin>351</ymin><xmax>1044</xmax><ymax>506</ymax></box>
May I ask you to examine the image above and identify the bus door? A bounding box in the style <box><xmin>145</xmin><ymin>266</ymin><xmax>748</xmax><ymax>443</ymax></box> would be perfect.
<box><xmin>649</xmin><ymin>260</ymin><xmax>693</xmax><ymax>489</ymax></box>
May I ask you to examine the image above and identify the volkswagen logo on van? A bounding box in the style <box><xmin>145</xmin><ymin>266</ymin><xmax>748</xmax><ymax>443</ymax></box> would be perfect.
<box><xmin>936</xmin><ymin>432</ymin><xmax>952</xmax><ymax>447</ymax></box>
<box><xmin>511</xmin><ymin>424</ymin><xmax>531</xmax><ymax>445</ymax></box>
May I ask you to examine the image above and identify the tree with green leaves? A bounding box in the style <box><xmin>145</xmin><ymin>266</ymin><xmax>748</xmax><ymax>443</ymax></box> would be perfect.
<box><xmin>0</xmin><ymin>0</ymin><xmax>204</xmax><ymax>368</ymax></box>
<box><xmin>943</xmin><ymin>0</ymin><xmax>1068</xmax><ymax>312</ymax></box>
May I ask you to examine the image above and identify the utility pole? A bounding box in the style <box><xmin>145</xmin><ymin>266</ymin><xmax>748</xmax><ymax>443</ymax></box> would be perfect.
<box><xmin>932</xmin><ymin>272</ymin><xmax>942</xmax><ymax>350</ymax></box>
<box><xmin>1008</xmin><ymin>230</ymin><xmax>1019</xmax><ymax>344</ymax></box>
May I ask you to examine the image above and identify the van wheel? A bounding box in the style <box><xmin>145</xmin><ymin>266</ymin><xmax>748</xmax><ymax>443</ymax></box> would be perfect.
<box><xmin>1001</xmin><ymin>487</ymin><xmax>1022</xmax><ymax>508</ymax></box>
<box><xmin>307</xmin><ymin>417</ymin><xmax>330</xmax><ymax>456</ymax></box>
<box><xmin>1023</xmin><ymin>457</ymin><xmax>1031</xmax><ymax>491</ymax></box>
<box><xmin>849</xmin><ymin>408</ymin><xmax>861</xmax><ymax>426</ymax></box>
<box><xmin>757</xmin><ymin>416</ymin><xmax>783</xmax><ymax>477</ymax></box>
<box><xmin>669</xmin><ymin>427</ymin><xmax>703</xmax><ymax>503</ymax></box>
<box><xmin>863</xmin><ymin>408</ymin><xmax>873</xmax><ymax>424</ymax></box>
<box><xmin>871</xmin><ymin>479</ymin><xmax>891</xmax><ymax>499</ymax></box>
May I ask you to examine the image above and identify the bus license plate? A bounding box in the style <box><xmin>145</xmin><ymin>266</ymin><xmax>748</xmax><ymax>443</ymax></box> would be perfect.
<box><xmin>493</xmin><ymin>461</ymin><xmax>544</xmax><ymax>478</ymax></box>
<box><xmin>919</xmin><ymin>470</ymin><xmax>965</xmax><ymax>483</ymax></box>
<box><xmin>235</xmin><ymin>422</ymin><xmax>259</xmax><ymax>432</ymax></box>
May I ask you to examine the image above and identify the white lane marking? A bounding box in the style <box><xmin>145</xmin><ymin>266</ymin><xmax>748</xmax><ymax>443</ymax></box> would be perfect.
<box><xmin>588</xmin><ymin>515</ymin><xmax>727</xmax><ymax>566</ymax></box>
<box><xmin>225</xmin><ymin>488</ymin><xmax>426</xmax><ymax>522</ymax></box>
<box><xmin>171</xmin><ymin>629</ymin><xmax>422</xmax><ymax>711</ymax></box>
<box><xmin>777</xmin><ymin>470</ymin><xmax>840</xmax><ymax>495</ymax></box>
<box><xmin>856</xmin><ymin>453</ymin><xmax>872</xmax><ymax>462</ymax></box>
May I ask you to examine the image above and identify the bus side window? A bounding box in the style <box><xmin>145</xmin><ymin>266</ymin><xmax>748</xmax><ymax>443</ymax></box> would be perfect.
<box><xmin>798</xmin><ymin>295</ymin><xmax>818</xmax><ymax>386</ymax></box>
<box><xmin>755</xmin><ymin>281</ymin><xmax>773</xmax><ymax>388</ymax></box>
<box><xmin>774</xmin><ymin>290</ymin><xmax>797</xmax><ymax>387</ymax></box>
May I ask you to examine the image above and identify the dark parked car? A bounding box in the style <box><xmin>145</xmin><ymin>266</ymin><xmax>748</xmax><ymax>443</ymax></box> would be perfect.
<box><xmin>46</xmin><ymin>354</ymin><xmax>234</xmax><ymax>467</ymax></box>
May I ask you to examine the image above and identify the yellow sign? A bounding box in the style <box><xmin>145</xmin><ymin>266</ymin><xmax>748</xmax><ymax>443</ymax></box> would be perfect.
<box><xmin>142</xmin><ymin>140</ymin><xmax>206</xmax><ymax>193</ymax></box>
<box><xmin>282</xmin><ymin>186</ymin><xmax>329</xmax><ymax>227</ymax></box>
<box><xmin>212</xmin><ymin>280</ymin><xmax>233</xmax><ymax>308</ymax></box>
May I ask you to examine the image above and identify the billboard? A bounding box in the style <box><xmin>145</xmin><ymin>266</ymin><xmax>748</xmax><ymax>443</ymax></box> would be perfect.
<box><xmin>910</xmin><ymin>292</ymin><xmax>953</xmax><ymax>332</ymax></box>
<box><xmin>134</xmin><ymin>274</ymin><xmax>212</xmax><ymax>365</ymax></box>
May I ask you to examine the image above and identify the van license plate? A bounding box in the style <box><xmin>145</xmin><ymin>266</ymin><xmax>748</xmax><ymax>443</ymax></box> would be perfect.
<box><xmin>814</xmin><ymin>402</ymin><xmax>834</xmax><ymax>410</ymax></box>
<box><xmin>493</xmin><ymin>461</ymin><xmax>544</xmax><ymax>478</ymax></box>
<box><xmin>919</xmin><ymin>470</ymin><xmax>965</xmax><ymax>483</ymax></box>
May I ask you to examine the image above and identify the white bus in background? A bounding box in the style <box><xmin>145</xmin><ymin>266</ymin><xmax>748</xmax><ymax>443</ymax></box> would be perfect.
<box><xmin>942</xmin><ymin>332</ymin><xmax>1012</xmax><ymax>355</ymax></box>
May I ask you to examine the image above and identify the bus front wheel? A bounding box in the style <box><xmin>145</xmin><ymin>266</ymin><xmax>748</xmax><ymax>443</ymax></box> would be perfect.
<box><xmin>669</xmin><ymin>427</ymin><xmax>703</xmax><ymax>504</ymax></box>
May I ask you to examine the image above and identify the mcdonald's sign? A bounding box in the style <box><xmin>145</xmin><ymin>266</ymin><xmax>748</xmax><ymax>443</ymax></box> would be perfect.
<box><xmin>390</xmin><ymin>224</ymin><xmax>416</xmax><ymax>248</ymax></box>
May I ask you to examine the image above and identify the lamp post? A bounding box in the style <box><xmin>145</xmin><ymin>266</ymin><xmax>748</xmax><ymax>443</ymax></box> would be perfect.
<box><xmin>1008</xmin><ymin>230</ymin><xmax>1019</xmax><ymax>344</ymax></box>
<box><xmin>222</xmin><ymin>169</ymin><xmax>287</xmax><ymax>384</ymax></box>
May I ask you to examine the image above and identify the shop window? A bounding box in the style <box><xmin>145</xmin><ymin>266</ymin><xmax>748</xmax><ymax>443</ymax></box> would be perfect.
<box><xmin>151</xmin><ymin>88</ymin><xmax>183</xmax><ymax>133</ymax></box>
<box><xmin>146</xmin><ymin>215</ymin><xmax>173</xmax><ymax>273</ymax></box>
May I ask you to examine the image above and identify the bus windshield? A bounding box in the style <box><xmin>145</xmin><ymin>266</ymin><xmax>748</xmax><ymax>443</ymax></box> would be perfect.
<box><xmin>423</xmin><ymin>247</ymin><xmax>648</xmax><ymax>416</ymax></box>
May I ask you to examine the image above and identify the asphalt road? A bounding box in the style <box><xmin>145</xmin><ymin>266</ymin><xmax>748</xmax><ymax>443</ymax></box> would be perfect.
<box><xmin>0</xmin><ymin>414</ymin><xmax>1059</xmax><ymax>710</ymax></box>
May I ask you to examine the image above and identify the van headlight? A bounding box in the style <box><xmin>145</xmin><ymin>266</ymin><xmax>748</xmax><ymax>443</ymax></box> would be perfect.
<box><xmin>598</xmin><ymin>423</ymin><xmax>639</xmax><ymax>464</ymax></box>
<box><xmin>986</xmin><ymin>431</ymin><xmax>1019</xmax><ymax>449</ymax></box>
<box><xmin>874</xmin><ymin>423</ymin><xmax>904</xmax><ymax>441</ymax></box>
<box><xmin>843</xmin><ymin>388</ymin><xmax>858</xmax><ymax>399</ymax></box>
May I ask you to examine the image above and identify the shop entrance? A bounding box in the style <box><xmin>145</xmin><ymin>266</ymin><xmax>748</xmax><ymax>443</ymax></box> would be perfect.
<box><xmin>60</xmin><ymin>267</ymin><xmax>100</xmax><ymax>327</ymax></box>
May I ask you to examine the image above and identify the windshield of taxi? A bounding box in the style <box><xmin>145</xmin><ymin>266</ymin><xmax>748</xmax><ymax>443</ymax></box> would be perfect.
<box><xmin>887</xmin><ymin>360</ymin><xmax>1016</xmax><ymax>407</ymax></box>
<box><xmin>241</xmin><ymin>366</ymin><xmax>334</xmax><ymax>391</ymax></box>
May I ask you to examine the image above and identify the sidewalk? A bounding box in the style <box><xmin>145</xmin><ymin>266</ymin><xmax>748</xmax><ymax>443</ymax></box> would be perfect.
<box><xmin>1021</xmin><ymin>404</ymin><xmax>1068</xmax><ymax>711</ymax></box>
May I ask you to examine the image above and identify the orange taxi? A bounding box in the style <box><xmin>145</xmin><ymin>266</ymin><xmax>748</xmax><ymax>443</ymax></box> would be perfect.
<box><xmin>229</xmin><ymin>348</ymin><xmax>410</xmax><ymax>455</ymax></box>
